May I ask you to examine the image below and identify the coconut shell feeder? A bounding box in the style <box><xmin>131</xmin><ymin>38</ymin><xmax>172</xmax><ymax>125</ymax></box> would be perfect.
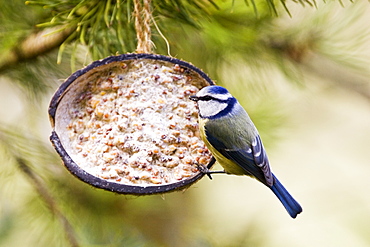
<box><xmin>49</xmin><ymin>53</ymin><xmax>216</xmax><ymax>194</ymax></box>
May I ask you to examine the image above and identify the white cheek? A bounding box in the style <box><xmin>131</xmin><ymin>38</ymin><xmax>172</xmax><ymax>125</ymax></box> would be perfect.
<box><xmin>199</xmin><ymin>100</ymin><xmax>228</xmax><ymax>118</ymax></box>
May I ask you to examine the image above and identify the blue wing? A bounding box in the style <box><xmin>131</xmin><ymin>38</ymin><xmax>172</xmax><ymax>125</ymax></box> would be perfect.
<box><xmin>205</xmin><ymin>128</ymin><xmax>302</xmax><ymax>218</ymax></box>
<box><xmin>205</xmin><ymin>128</ymin><xmax>273</xmax><ymax>186</ymax></box>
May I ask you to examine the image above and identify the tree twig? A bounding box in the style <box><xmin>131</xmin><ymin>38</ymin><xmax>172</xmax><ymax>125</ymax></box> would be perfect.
<box><xmin>16</xmin><ymin>156</ymin><xmax>80</xmax><ymax>247</ymax></box>
<box><xmin>0</xmin><ymin>25</ymin><xmax>75</xmax><ymax>73</ymax></box>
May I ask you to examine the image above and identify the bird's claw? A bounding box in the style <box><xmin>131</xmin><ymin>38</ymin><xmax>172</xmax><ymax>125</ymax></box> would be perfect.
<box><xmin>195</xmin><ymin>163</ymin><xmax>214</xmax><ymax>180</ymax></box>
<box><xmin>195</xmin><ymin>163</ymin><xmax>226</xmax><ymax>180</ymax></box>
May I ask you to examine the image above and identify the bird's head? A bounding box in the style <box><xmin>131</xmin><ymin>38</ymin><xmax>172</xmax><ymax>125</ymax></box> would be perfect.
<box><xmin>190</xmin><ymin>86</ymin><xmax>236</xmax><ymax>119</ymax></box>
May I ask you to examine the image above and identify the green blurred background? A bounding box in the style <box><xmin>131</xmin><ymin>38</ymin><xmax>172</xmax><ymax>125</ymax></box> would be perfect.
<box><xmin>1</xmin><ymin>0</ymin><xmax>370</xmax><ymax>246</ymax></box>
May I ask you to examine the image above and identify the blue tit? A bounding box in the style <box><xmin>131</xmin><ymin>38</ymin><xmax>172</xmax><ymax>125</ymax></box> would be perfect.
<box><xmin>190</xmin><ymin>85</ymin><xmax>302</xmax><ymax>218</ymax></box>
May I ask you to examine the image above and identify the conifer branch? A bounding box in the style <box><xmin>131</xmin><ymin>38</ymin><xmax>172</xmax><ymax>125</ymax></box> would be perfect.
<box><xmin>0</xmin><ymin>25</ymin><xmax>75</xmax><ymax>73</ymax></box>
<box><xmin>16</xmin><ymin>156</ymin><xmax>80</xmax><ymax>247</ymax></box>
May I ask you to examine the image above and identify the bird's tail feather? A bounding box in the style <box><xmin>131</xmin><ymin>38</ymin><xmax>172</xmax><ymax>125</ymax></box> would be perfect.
<box><xmin>270</xmin><ymin>174</ymin><xmax>302</xmax><ymax>218</ymax></box>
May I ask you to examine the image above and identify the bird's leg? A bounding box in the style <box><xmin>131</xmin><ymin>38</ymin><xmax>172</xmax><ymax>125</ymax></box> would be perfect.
<box><xmin>195</xmin><ymin>163</ymin><xmax>226</xmax><ymax>180</ymax></box>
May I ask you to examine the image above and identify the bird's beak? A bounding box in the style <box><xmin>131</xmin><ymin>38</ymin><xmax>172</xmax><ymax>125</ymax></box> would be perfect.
<box><xmin>189</xmin><ymin>95</ymin><xmax>199</xmax><ymax>101</ymax></box>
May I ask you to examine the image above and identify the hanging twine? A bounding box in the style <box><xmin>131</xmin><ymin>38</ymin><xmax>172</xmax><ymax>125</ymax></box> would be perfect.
<box><xmin>134</xmin><ymin>0</ymin><xmax>152</xmax><ymax>53</ymax></box>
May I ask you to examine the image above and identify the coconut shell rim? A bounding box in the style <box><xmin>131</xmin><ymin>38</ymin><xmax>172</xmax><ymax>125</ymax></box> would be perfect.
<box><xmin>49</xmin><ymin>53</ymin><xmax>215</xmax><ymax>195</ymax></box>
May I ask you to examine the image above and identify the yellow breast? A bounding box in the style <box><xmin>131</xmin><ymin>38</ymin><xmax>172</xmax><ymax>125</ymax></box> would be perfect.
<box><xmin>199</xmin><ymin>118</ymin><xmax>247</xmax><ymax>175</ymax></box>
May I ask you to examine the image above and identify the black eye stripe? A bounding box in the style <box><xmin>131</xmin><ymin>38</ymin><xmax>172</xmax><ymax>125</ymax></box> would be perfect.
<box><xmin>198</xmin><ymin>95</ymin><xmax>229</xmax><ymax>103</ymax></box>
<box><xmin>199</xmin><ymin>95</ymin><xmax>214</xmax><ymax>101</ymax></box>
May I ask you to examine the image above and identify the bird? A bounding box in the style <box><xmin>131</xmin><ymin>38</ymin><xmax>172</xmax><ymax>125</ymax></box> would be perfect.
<box><xmin>189</xmin><ymin>85</ymin><xmax>302</xmax><ymax>218</ymax></box>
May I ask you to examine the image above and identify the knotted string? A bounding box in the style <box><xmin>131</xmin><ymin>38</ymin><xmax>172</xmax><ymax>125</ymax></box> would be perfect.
<box><xmin>134</xmin><ymin>0</ymin><xmax>152</xmax><ymax>53</ymax></box>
